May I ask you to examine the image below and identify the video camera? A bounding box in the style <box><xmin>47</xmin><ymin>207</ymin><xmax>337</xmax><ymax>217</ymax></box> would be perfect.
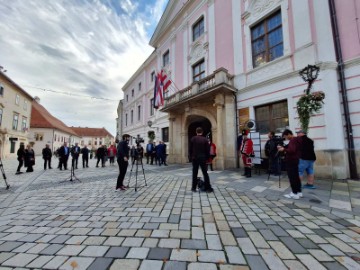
<box><xmin>134</xmin><ymin>135</ymin><xmax>144</xmax><ymax>146</ymax></box>
<box><xmin>273</xmin><ymin>135</ymin><xmax>285</xmax><ymax>147</ymax></box>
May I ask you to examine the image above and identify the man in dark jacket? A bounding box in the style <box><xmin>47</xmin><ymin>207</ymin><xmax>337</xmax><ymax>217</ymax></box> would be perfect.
<box><xmin>42</xmin><ymin>144</ymin><xmax>52</xmax><ymax>170</ymax></box>
<box><xmin>16</xmin><ymin>144</ymin><xmax>25</xmax><ymax>174</ymax></box>
<box><xmin>81</xmin><ymin>145</ymin><xmax>89</xmax><ymax>168</ymax></box>
<box><xmin>277</xmin><ymin>129</ymin><xmax>302</xmax><ymax>199</ymax></box>
<box><xmin>145</xmin><ymin>141</ymin><xmax>154</xmax><ymax>164</ymax></box>
<box><xmin>116</xmin><ymin>134</ymin><xmax>130</xmax><ymax>191</ymax></box>
<box><xmin>264</xmin><ymin>131</ymin><xmax>281</xmax><ymax>176</ymax></box>
<box><xmin>189</xmin><ymin>127</ymin><xmax>213</xmax><ymax>192</ymax></box>
<box><xmin>58</xmin><ymin>142</ymin><xmax>70</xmax><ymax>170</ymax></box>
<box><xmin>71</xmin><ymin>143</ymin><xmax>81</xmax><ymax>169</ymax></box>
<box><xmin>296</xmin><ymin>130</ymin><xmax>317</xmax><ymax>189</ymax></box>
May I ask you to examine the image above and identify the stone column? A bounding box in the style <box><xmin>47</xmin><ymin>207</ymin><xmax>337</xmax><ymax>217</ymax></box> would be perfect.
<box><xmin>214</xmin><ymin>93</ymin><xmax>225</xmax><ymax>170</ymax></box>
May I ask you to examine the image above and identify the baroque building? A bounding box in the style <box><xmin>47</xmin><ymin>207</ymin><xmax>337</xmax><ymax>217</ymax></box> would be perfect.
<box><xmin>118</xmin><ymin>0</ymin><xmax>360</xmax><ymax>179</ymax></box>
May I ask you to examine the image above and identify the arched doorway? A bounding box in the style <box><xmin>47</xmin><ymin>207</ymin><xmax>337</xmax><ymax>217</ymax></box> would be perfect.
<box><xmin>188</xmin><ymin>116</ymin><xmax>212</xmax><ymax>148</ymax></box>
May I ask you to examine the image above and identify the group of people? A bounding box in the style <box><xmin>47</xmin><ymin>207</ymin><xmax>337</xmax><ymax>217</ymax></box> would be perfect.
<box><xmin>145</xmin><ymin>141</ymin><xmax>167</xmax><ymax>166</ymax></box>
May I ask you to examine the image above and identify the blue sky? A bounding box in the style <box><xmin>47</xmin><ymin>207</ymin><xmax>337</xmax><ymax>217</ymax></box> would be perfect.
<box><xmin>0</xmin><ymin>0</ymin><xmax>169</xmax><ymax>136</ymax></box>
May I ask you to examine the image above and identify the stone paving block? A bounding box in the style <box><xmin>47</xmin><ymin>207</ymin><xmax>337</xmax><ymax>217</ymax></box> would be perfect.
<box><xmin>188</xmin><ymin>262</ymin><xmax>217</xmax><ymax>270</ymax></box>
<box><xmin>142</xmin><ymin>238</ymin><xmax>158</xmax><ymax>247</ymax></box>
<box><xmin>279</xmin><ymin>237</ymin><xmax>308</xmax><ymax>254</ymax></box>
<box><xmin>268</xmin><ymin>225</ymin><xmax>289</xmax><ymax>237</ymax></box>
<box><xmin>65</xmin><ymin>236</ymin><xmax>87</xmax><ymax>245</ymax></box>
<box><xmin>206</xmin><ymin>234</ymin><xmax>222</xmax><ymax>250</ymax></box>
<box><xmin>268</xmin><ymin>241</ymin><xmax>296</xmax><ymax>260</ymax></box>
<box><xmin>143</xmin><ymin>222</ymin><xmax>160</xmax><ymax>230</ymax></box>
<box><xmin>39</xmin><ymin>244</ymin><xmax>64</xmax><ymax>255</ymax></box>
<box><xmin>59</xmin><ymin>257</ymin><xmax>95</xmax><ymax>270</ymax></box>
<box><xmin>151</xmin><ymin>229</ymin><xmax>170</xmax><ymax>238</ymax></box>
<box><xmin>225</xmin><ymin>246</ymin><xmax>246</xmax><ymax>264</ymax></box>
<box><xmin>0</xmin><ymin>252</ymin><xmax>15</xmax><ymax>264</ymax></box>
<box><xmin>323</xmin><ymin>261</ymin><xmax>348</xmax><ymax>270</ymax></box>
<box><xmin>335</xmin><ymin>256</ymin><xmax>360</xmax><ymax>270</ymax></box>
<box><xmin>219</xmin><ymin>265</ymin><xmax>250</xmax><ymax>270</ymax></box>
<box><xmin>259</xmin><ymin>229</ymin><xmax>278</xmax><ymax>241</ymax></box>
<box><xmin>87</xmin><ymin>257</ymin><xmax>113</xmax><ymax>270</ymax></box>
<box><xmin>297</xmin><ymin>254</ymin><xmax>327</xmax><ymax>270</ymax></box>
<box><xmin>12</xmin><ymin>242</ymin><xmax>36</xmax><ymax>253</ymax></box>
<box><xmin>248</xmin><ymin>231</ymin><xmax>270</xmax><ymax>248</ymax></box>
<box><xmin>158</xmin><ymin>238</ymin><xmax>180</xmax><ymax>248</ymax></box>
<box><xmin>79</xmin><ymin>245</ymin><xmax>109</xmax><ymax>257</ymax></box>
<box><xmin>2</xmin><ymin>253</ymin><xmax>38</xmax><ymax>267</ymax></box>
<box><xmin>103</xmin><ymin>236</ymin><xmax>124</xmax><ymax>246</ymax></box>
<box><xmin>164</xmin><ymin>260</ymin><xmax>187</xmax><ymax>270</ymax></box>
<box><xmin>204</xmin><ymin>223</ymin><xmax>218</xmax><ymax>235</ymax></box>
<box><xmin>82</xmin><ymin>236</ymin><xmax>106</xmax><ymax>245</ymax></box>
<box><xmin>50</xmin><ymin>235</ymin><xmax>72</xmax><ymax>244</ymax></box>
<box><xmin>219</xmin><ymin>231</ymin><xmax>237</xmax><ymax>246</ymax></box>
<box><xmin>181</xmin><ymin>239</ymin><xmax>207</xmax><ymax>250</ymax></box>
<box><xmin>139</xmin><ymin>259</ymin><xmax>163</xmax><ymax>270</ymax></box>
<box><xmin>169</xmin><ymin>214</ymin><xmax>180</xmax><ymax>224</ymax></box>
<box><xmin>56</xmin><ymin>245</ymin><xmax>85</xmax><ymax>256</ymax></box>
<box><xmin>122</xmin><ymin>237</ymin><xmax>144</xmax><ymax>247</ymax></box>
<box><xmin>19</xmin><ymin>233</ymin><xmax>44</xmax><ymax>242</ymax></box>
<box><xmin>170</xmin><ymin>249</ymin><xmax>197</xmax><ymax>262</ymax></box>
<box><xmin>326</xmin><ymin>237</ymin><xmax>358</xmax><ymax>253</ymax></box>
<box><xmin>237</xmin><ymin>237</ymin><xmax>258</xmax><ymax>255</ymax></box>
<box><xmin>147</xmin><ymin>248</ymin><xmax>171</xmax><ymax>260</ymax></box>
<box><xmin>0</xmin><ymin>241</ymin><xmax>23</xmax><ymax>252</ymax></box>
<box><xmin>126</xmin><ymin>247</ymin><xmax>149</xmax><ymax>259</ymax></box>
<box><xmin>0</xmin><ymin>232</ymin><xmax>27</xmax><ymax>241</ymax></box>
<box><xmin>27</xmin><ymin>243</ymin><xmax>49</xmax><ymax>254</ymax></box>
<box><xmin>258</xmin><ymin>249</ymin><xmax>288</xmax><ymax>270</ymax></box>
<box><xmin>26</xmin><ymin>255</ymin><xmax>53</xmax><ymax>268</ymax></box>
<box><xmin>170</xmin><ymin>230</ymin><xmax>190</xmax><ymax>239</ymax></box>
<box><xmin>245</xmin><ymin>255</ymin><xmax>270</xmax><ymax>270</ymax></box>
<box><xmin>105</xmin><ymin>247</ymin><xmax>129</xmax><ymax>258</ymax></box>
<box><xmin>231</xmin><ymin>228</ymin><xmax>248</xmax><ymax>238</ymax></box>
<box><xmin>283</xmin><ymin>259</ymin><xmax>307</xmax><ymax>270</ymax></box>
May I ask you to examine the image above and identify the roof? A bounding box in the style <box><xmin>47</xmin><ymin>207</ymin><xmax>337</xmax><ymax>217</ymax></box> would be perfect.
<box><xmin>70</xmin><ymin>127</ymin><xmax>114</xmax><ymax>138</ymax></box>
<box><xmin>0</xmin><ymin>71</ymin><xmax>34</xmax><ymax>100</ymax></box>
<box><xmin>30</xmin><ymin>101</ymin><xmax>79</xmax><ymax>136</ymax></box>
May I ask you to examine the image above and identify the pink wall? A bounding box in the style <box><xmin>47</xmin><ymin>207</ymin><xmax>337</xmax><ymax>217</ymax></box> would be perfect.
<box><xmin>336</xmin><ymin>0</ymin><xmax>360</xmax><ymax>60</ymax></box>
<box><xmin>214</xmin><ymin>0</ymin><xmax>234</xmax><ymax>74</ymax></box>
<box><xmin>175</xmin><ymin>31</ymin><xmax>184</xmax><ymax>90</ymax></box>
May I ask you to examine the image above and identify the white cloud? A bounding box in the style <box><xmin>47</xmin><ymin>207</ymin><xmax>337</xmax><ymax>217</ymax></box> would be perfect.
<box><xmin>0</xmin><ymin>0</ymin><xmax>167</xmax><ymax>135</ymax></box>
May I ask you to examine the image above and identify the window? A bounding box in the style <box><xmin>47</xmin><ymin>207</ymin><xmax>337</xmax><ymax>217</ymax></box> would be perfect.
<box><xmin>0</xmin><ymin>108</ymin><xmax>3</xmax><ymax>126</ymax></box>
<box><xmin>162</xmin><ymin>127</ymin><xmax>169</xmax><ymax>142</ymax></box>
<box><xmin>151</xmin><ymin>71</ymin><xmax>155</xmax><ymax>82</ymax></box>
<box><xmin>193</xmin><ymin>17</ymin><xmax>204</xmax><ymax>41</ymax></box>
<box><xmin>35</xmin><ymin>133</ymin><xmax>43</xmax><ymax>141</ymax></box>
<box><xmin>23</xmin><ymin>100</ymin><xmax>28</xmax><ymax>111</ymax></box>
<box><xmin>0</xmin><ymin>84</ymin><xmax>4</xmax><ymax>96</ymax></box>
<box><xmin>131</xmin><ymin>110</ymin><xmax>134</xmax><ymax>124</ymax></box>
<box><xmin>126</xmin><ymin>95</ymin><xmax>129</xmax><ymax>102</ymax></box>
<box><xmin>15</xmin><ymin>94</ymin><xmax>20</xmax><ymax>105</ymax></box>
<box><xmin>12</xmin><ymin>114</ymin><xmax>19</xmax><ymax>130</ymax></box>
<box><xmin>138</xmin><ymin>82</ymin><xmax>141</xmax><ymax>91</ymax></box>
<box><xmin>54</xmin><ymin>134</ymin><xmax>57</xmax><ymax>141</ymax></box>
<box><xmin>251</xmin><ymin>10</ymin><xmax>283</xmax><ymax>68</ymax></box>
<box><xmin>21</xmin><ymin>117</ymin><xmax>27</xmax><ymax>132</ymax></box>
<box><xmin>88</xmin><ymin>140</ymin><xmax>91</xmax><ymax>145</ymax></box>
<box><xmin>163</xmin><ymin>50</ymin><xmax>170</xmax><ymax>67</ymax></box>
<box><xmin>125</xmin><ymin>113</ymin><xmax>128</xmax><ymax>126</ymax></box>
<box><xmin>95</xmin><ymin>141</ymin><xmax>97</xmax><ymax>145</ymax></box>
<box><xmin>150</xmin><ymin>98</ymin><xmax>154</xmax><ymax>116</ymax></box>
<box><xmin>138</xmin><ymin>105</ymin><xmax>141</xmax><ymax>121</ymax></box>
<box><xmin>131</xmin><ymin>89</ymin><xmax>134</xmax><ymax>97</ymax></box>
<box><xmin>192</xmin><ymin>59</ymin><xmax>205</xmax><ymax>82</ymax></box>
<box><xmin>255</xmin><ymin>100</ymin><xmax>289</xmax><ymax>134</ymax></box>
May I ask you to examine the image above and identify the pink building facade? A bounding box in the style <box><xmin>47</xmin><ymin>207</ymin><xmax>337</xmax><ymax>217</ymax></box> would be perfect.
<box><xmin>119</xmin><ymin>0</ymin><xmax>360</xmax><ymax>179</ymax></box>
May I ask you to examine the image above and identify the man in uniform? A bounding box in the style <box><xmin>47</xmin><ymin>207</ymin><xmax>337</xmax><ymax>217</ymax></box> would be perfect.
<box><xmin>240</xmin><ymin>129</ymin><xmax>254</xmax><ymax>178</ymax></box>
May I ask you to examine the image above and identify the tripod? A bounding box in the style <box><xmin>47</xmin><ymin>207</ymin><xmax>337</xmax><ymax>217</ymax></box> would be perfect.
<box><xmin>127</xmin><ymin>156</ymin><xmax>147</xmax><ymax>191</ymax></box>
<box><xmin>267</xmin><ymin>153</ymin><xmax>282</xmax><ymax>188</ymax></box>
<box><xmin>62</xmin><ymin>158</ymin><xmax>81</xmax><ymax>183</ymax></box>
<box><xmin>0</xmin><ymin>159</ymin><xmax>10</xmax><ymax>189</ymax></box>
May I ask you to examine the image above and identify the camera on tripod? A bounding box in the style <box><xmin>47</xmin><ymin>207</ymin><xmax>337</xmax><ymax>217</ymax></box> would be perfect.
<box><xmin>135</xmin><ymin>136</ymin><xmax>144</xmax><ymax>146</ymax></box>
<box><xmin>273</xmin><ymin>135</ymin><xmax>285</xmax><ymax>147</ymax></box>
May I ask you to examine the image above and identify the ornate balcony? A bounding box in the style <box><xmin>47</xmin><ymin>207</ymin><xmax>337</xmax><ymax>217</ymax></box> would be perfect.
<box><xmin>161</xmin><ymin>68</ymin><xmax>236</xmax><ymax>112</ymax></box>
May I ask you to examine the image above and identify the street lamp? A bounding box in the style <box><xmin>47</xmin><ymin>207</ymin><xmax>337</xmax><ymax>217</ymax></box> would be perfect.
<box><xmin>299</xmin><ymin>64</ymin><xmax>320</xmax><ymax>94</ymax></box>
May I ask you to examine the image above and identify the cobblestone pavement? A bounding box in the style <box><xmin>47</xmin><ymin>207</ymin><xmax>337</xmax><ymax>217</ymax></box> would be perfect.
<box><xmin>0</xmin><ymin>157</ymin><xmax>359</xmax><ymax>269</ymax></box>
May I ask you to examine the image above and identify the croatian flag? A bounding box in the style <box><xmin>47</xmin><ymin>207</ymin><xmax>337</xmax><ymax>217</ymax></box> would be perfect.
<box><xmin>153</xmin><ymin>70</ymin><xmax>171</xmax><ymax>109</ymax></box>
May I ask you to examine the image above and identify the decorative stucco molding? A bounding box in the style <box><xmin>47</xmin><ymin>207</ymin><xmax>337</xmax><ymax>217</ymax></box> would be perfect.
<box><xmin>188</xmin><ymin>38</ymin><xmax>208</xmax><ymax>65</ymax></box>
<box><xmin>243</xmin><ymin>0</ymin><xmax>283</xmax><ymax>24</ymax></box>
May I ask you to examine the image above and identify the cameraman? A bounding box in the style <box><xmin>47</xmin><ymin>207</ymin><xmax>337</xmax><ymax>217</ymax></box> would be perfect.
<box><xmin>264</xmin><ymin>131</ymin><xmax>281</xmax><ymax>176</ymax></box>
<box><xmin>277</xmin><ymin>129</ymin><xmax>302</xmax><ymax>199</ymax></box>
<box><xmin>115</xmin><ymin>134</ymin><xmax>130</xmax><ymax>191</ymax></box>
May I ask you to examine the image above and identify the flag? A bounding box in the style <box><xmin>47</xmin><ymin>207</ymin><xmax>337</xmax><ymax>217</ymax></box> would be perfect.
<box><xmin>153</xmin><ymin>69</ymin><xmax>172</xmax><ymax>109</ymax></box>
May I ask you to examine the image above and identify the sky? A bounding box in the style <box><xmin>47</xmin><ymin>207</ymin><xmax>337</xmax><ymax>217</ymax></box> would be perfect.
<box><xmin>0</xmin><ymin>0</ymin><xmax>169</xmax><ymax>136</ymax></box>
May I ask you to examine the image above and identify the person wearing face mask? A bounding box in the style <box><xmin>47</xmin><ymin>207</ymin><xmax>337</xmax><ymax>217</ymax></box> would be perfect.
<box><xmin>115</xmin><ymin>134</ymin><xmax>130</xmax><ymax>191</ymax></box>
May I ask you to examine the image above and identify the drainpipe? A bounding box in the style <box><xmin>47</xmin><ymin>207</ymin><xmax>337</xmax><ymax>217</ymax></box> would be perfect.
<box><xmin>329</xmin><ymin>0</ymin><xmax>359</xmax><ymax>179</ymax></box>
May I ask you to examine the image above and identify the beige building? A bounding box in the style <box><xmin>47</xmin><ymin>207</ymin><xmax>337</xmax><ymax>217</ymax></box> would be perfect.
<box><xmin>0</xmin><ymin>70</ymin><xmax>33</xmax><ymax>158</ymax></box>
<box><xmin>30</xmin><ymin>98</ymin><xmax>80</xmax><ymax>155</ymax></box>
<box><xmin>70</xmin><ymin>127</ymin><xmax>114</xmax><ymax>152</ymax></box>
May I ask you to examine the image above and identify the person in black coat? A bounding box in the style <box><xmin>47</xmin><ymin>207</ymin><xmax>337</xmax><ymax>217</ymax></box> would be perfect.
<box><xmin>58</xmin><ymin>142</ymin><xmax>70</xmax><ymax>170</ymax></box>
<box><xmin>71</xmin><ymin>143</ymin><xmax>81</xmax><ymax>169</ymax></box>
<box><xmin>42</xmin><ymin>144</ymin><xmax>52</xmax><ymax>170</ymax></box>
<box><xmin>81</xmin><ymin>145</ymin><xmax>89</xmax><ymax>168</ymax></box>
<box><xmin>116</xmin><ymin>134</ymin><xmax>130</xmax><ymax>191</ymax></box>
<box><xmin>24</xmin><ymin>144</ymin><xmax>35</xmax><ymax>172</ymax></box>
<box><xmin>96</xmin><ymin>145</ymin><xmax>106</xmax><ymax>167</ymax></box>
<box><xmin>16</xmin><ymin>144</ymin><xmax>25</xmax><ymax>174</ymax></box>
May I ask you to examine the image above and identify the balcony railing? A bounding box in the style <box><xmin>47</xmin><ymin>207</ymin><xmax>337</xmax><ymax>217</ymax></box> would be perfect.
<box><xmin>163</xmin><ymin>68</ymin><xmax>235</xmax><ymax>108</ymax></box>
